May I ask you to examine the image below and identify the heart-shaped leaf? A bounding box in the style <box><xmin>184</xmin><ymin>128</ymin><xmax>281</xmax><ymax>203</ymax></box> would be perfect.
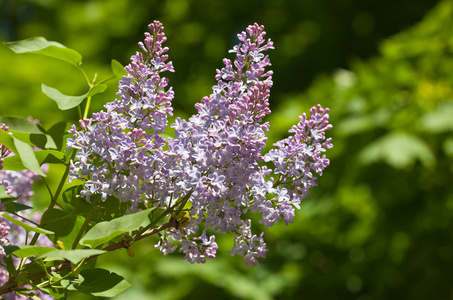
<box><xmin>4</xmin><ymin>37</ymin><xmax>82</xmax><ymax>67</ymax></box>
<box><xmin>42</xmin><ymin>84</ymin><xmax>107</xmax><ymax>110</ymax></box>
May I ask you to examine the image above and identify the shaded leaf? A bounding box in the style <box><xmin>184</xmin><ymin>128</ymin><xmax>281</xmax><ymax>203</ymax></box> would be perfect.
<box><xmin>67</xmin><ymin>268</ymin><xmax>131</xmax><ymax>297</ymax></box>
<box><xmin>1</xmin><ymin>198</ymin><xmax>32</xmax><ymax>213</ymax></box>
<box><xmin>80</xmin><ymin>207</ymin><xmax>153</xmax><ymax>248</ymax></box>
<box><xmin>46</xmin><ymin>121</ymin><xmax>71</xmax><ymax>151</ymax></box>
<box><xmin>41</xmin><ymin>209</ymin><xmax>84</xmax><ymax>247</ymax></box>
<box><xmin>4</xmin><ymin>37</ymin><xmax>82</xmax><ymax>66</ymax></box>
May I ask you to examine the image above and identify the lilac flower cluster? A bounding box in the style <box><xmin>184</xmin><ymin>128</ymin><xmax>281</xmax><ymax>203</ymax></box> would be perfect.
<box><xmin>67</xmin><ymin>21</ymin><xmax>174</xmax><ymax>211</ymax></box>
<box><xmin>0</xmin><ymin>169</ymin><xmax>54</xmax><ymax>299</ymax></box>
<box><xmin>67</xmin><ymin>21</ymin><xmax>332</xmax><ymax>266</ymax></box>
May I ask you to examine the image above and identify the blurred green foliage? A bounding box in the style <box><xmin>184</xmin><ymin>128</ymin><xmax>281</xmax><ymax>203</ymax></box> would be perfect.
<box><xmin>2</xmin><ymin>0</ymin><xmax>453</xmax><ymax>299</ymax></box>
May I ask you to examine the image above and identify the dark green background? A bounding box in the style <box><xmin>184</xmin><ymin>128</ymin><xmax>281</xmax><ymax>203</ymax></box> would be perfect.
<box><xmin>1</xmin><ymin>0</ymin><xmax>452</xmax><ymax>299</ymax></box>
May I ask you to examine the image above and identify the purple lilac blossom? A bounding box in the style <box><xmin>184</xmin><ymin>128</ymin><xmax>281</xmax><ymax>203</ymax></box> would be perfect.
<box><xmin>67</xmin><ymin>21</ymin><xmax>333</xmax><ymax>266</ymax></box>
<box><xmin>0</xmin><ymin>170</ymin><xmax>54</xmax><ymax>299</ymax></box>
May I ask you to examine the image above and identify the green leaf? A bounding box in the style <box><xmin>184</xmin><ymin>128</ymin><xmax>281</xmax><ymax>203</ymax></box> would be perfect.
<box><xmin>111</xmin><ymin>59</ymin><xmax>127</xmax><ymax>78</ymax></box>
<box><xmin>87</xmin><ymin>84</ymin><xmax>108</xmax><ymax>98</ymax></box>
<box><xmin>2</xmin><ymin>149</ymin><xmax>66</xmax><ymax>171</ymax></box>
<box><xmin>421</xmin><ymin>101</ymin><xmax>453</xmax><ymax>133</ymax></box>
<box><xmin>2</xmin><ymin>214</ymin><xmax>54</xmax><ymax>234</ymax></box>
<box><xmin>359</xmin><ymin>131</ymin><xmax>436</xmax><ymax>169</ymax></box>
<box><xmin>46</xmin><ymin>122</ymin><xmax>71</xmax><ymax>151</ymax></box>
<box><xmin>0</xmin><ymin>116</ymin><xmax>57</xmax><ymax>149</ymax></box>
<box><xmin>0</xmin><ymin>129</ymin><xmax>49</xmax><ymax>176</ymax></box>
<box><xmin>13</xmin><ymin>137</ymin><xmax>46</xmax><ymax>176</ymax></box>
<box><xmin>0</xmin><ymin>116</ymin><xmax>43</xmax><ymax>133</ymax></box>
<box><xmin>38</xmin><ymin>249</ymin><xmax>106</xmax><ymax>264</ymax></box>
<box><xmin>1</xmin><ymin>198</ymin><xmax>32</xmax><ymax>213</ymax></box>
<box><xmin>0</xmin><ymin>129</ymin><xmax>17</xmax><ymax>153</ymax></box>
<box><xmin>42</xmin><ymin>84</ymin><xmax>107</xmax><ymax>110</ymax></box>
<box><xmin>41</xmin><ymin>209</ymin><xmax>84</xmax><ymax>247</ymax></box>
<box><xmin>4</xmin><ymin>37</ymin><xmax>82</xmax><ymax>66</ymax></box>
<box><xmin>0</xmin><ymin>185</ymin><xmax>16</xmax><ymax>200</ymax></box>
<box><xmin>68</xmin><ymin>268</ymin><xmax>131</xmax><ymax>297</ymax></box>
<box><xmin>80</xmin><ymin>207</ymin><xmax>153</xmax><ymax>248</ymax></box>
<box><xmin>4</xmin><ymin>245</ymin><xmax>57</xmax><ymax>258</ymax></box>
<box><xmin>4</xmin><ymin>254</ymin><xmax>17</xmax><ymax>276</ymax></box>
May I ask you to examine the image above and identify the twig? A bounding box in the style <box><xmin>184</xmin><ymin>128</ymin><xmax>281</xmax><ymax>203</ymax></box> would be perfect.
<box><xmin>0</xmin><ymin>220</ymin><xmax>176</xmax><ymax>296</ymax></box>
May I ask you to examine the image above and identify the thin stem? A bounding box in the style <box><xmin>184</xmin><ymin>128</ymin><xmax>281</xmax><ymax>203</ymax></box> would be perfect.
<box><xmin>41</xmin><ymin>177</ymin><xmax>54</xmax><ymax>200</ymax></box>
<box><xmin>83</xmin><ymin>96</ymin><xmax>92</xmax><ymax>120</ymax></box>
<box><xmin>79</xmin><ymin>67</ymin><xmax>91</xmax><ymax>86</ymax></box>
<box><xmin>71</xmin><ymin>195</ymin><xmax>101</xmax><ymax>250</ymax></box>
<box><xmin>29</xmin><ymin>148</ymin><xmax>77</xmax><ymax>246</ymax></box>
<box><xmin>96</xmin><ymin>75</ymin><xmax>116</xmax><ymax>85</ymax></box>
<box><xmin>0</xmin><ymin>220</ymin><xmax>176</xmax><ymax>296</ymax></box>
<box><xmin>77</xmin><ymin>105</ymin><xmax>83</xmax><ymax>120</ymax></box>
<box><xmin>134</xmin><ymin>191</ymin><xmax>192</xmax><ymax>238</ymax></box>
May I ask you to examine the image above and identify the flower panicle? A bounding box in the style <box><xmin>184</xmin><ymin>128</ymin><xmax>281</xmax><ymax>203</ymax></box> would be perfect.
<box><xmin>67</xmin><ymin>22</ymin><xmax>332</xmax><ymax>267</ymax></box>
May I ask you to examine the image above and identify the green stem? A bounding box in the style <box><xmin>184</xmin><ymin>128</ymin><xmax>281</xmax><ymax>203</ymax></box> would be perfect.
<box><xmin>134</xmin><ymin>191</ymin><xmax>192</xmax><ymax>239</ymax></box>
<box><xmin>29</xmin><ymin>148</ymin><xmax>77</xmax><ymax>246</ymax></box>
<box><xmin>71</xmin><ymin>195</ymin><xmax>101</xmax><ymax>250</ymax></box>
<box><xmin>42</xmin><ymin>177</ymin><xmax>54</xmax><ymax>200</ymax></box>
<box><xmin>83</xmin><ymin>96</ymin><xmax>92</xmax><ymax>119</ymax></box>
<box><xmin>97</xmin><ymin>75</ymin><xmax>115</xmax><ymax>85</ymax></box>
<box><xmin>79</xmin><ymin>67</ymin><xmax>91</xmax><ymax>86</ymax></box>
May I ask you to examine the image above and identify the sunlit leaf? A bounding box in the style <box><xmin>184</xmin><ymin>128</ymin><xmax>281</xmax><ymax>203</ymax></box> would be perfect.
<box><xmin>42</xmin><ymin>84</ymin><xmax>107</xmax><ymax>110</ymax></box>
<box><xmin>2</xmin><ymin>149</ymin><xmax>66</xmax><ymax>171</ymax></box>
<box><xmin>421</xmin><ymin>101</ymin><xmax>453</xmax><ymax>133</ymax></box>
<box><xmin>0</xmin><ymin>116</ymin><xmax>57</xmax><ymax>149</ymax></box>
<box><xmin>4</xmin><ymin>37</ymin><xmax>82</xmax><ymax>66</ymax></box>
<box><xmin>0</xmin><ymin>185</ymin><xmax>16</xmax><ymax>200</ymax></box>
<box><xmin>4</xmin><ymin>245</ymin><xmax>57</xmax><ymax>258</ymax></box>
<box><xmin>13</xmin><ymin>137</ymin><xmax>46</xmax><ymax>176</ymax></box>
<box><xmin>111</xmin><ymin>59</ymin><xmax>127</xmax><ymax>78</ymax></box>
<box><xmin>359</xmin><ymin>131</ymin><xmax>436</xmax><ymax>169</ymax></box>
<box><xmin>80</xmin><ymin>207</ymin><xmax>153</xmax><ymax>248</ymax></box>
<box><xmin>38</xmin><ymin>249</ymin><xmax>106</xmax><ymax>264</ymax></box>
<box><xmin>2</xmin><ymin>214</ymin><xmax>54</xmax><ymax>234</ymax></box>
